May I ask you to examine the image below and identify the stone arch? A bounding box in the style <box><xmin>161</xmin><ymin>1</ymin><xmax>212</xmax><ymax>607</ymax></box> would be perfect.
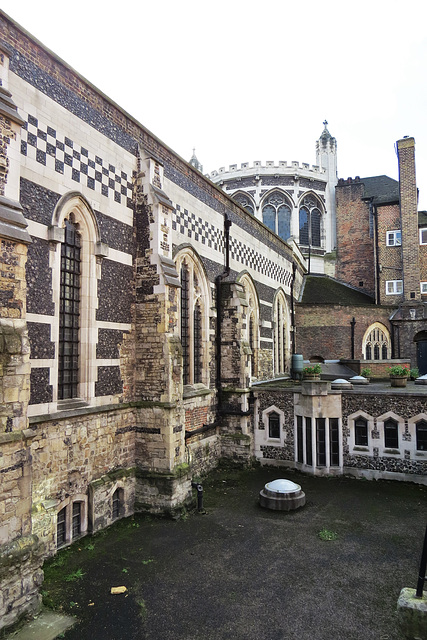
<box><xmin>175</xmin><ymin>246</ymin><xmax>211</xmax><ymax>386</ymax></box>
<box><xmin>272</xmin><ymin>288</ymin><xmax>291</xmax><ymax>375</ymax></box>
<box><xmin>50</xmin><ymin>192</ymin><xmax>107</xmax><ymax>403</ymax></box>
<box><xmin>362</xmin><ymin>322</ymin><xmax>391</xmax><ymax>360</ymax></box>
<box><xmin>232</xmin><ymin>191</ymin><xmax>256</xmax><ymax>215</ymax></box>
<box><xmin>238</xmin><ymin>272</ymin><xmax>260</xmax><ymax>379</ymax></box>
<box><xmin>297</xmin><ymin>192</ymin><xmax>324</xmax><ymax>248</ymax></box>
<box><xmin>260</xmin><ymin>189</ymin><xmax>293</xmax><ymax>241</ymax></box>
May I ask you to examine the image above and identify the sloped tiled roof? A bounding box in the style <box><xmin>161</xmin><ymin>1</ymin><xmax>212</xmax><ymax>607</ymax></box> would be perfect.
<box><xmin>300</xmin><ymin>275</ymin><xmax>375</xmax><ymax>305</ymax></box>
<box><xmin>361</xmin><ymin>175</ymin><xmax>400</xmax><ymax>205</ymax></box>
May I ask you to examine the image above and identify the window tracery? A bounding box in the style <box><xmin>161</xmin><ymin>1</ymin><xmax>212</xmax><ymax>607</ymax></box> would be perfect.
<box><xmin>262</xmin><ymin>191</ymin><xmax>291</xmax><ymax>241</ymax></box>
<box><xmin>299</xmin><ymin>194</ymin><xmax>322</xmax><ymax>247</ymax></box>
<box><xmin>363</xmin><ymin>323</ymin><xmax>390</xmax><ymax>360</ymax></box>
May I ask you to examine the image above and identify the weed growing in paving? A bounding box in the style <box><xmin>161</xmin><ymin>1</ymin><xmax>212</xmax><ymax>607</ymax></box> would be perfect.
<box><xmin>65</xmin><ymin>568</ymin><xmax>86</xmax><ymax>582</ymax></box>
<box><xmin>318</xmin><ymin>528</ymin><xmax>338</xmax><ymax>541</ymax></box>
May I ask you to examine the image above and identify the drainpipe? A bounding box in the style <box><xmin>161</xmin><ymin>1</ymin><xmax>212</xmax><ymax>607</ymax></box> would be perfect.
<box><xmin>371</xmin><ymin>200</ymin><xmax>380</xmax><ymax>305</ymax></box>
<box><xmin>350</xmin><ymin>317</ymin><xmax>356</xmax><ymax>360</ymax></box>
<box><xmin>290</xmin><ymin>262</ymin><xmax>296</xmax><ymax>355</ymax></box>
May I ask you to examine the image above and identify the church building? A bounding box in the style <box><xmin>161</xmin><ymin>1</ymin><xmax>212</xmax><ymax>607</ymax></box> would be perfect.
<box><xmin>0</xmin><ymin>10</ymin><xmax>426</xmax><ymax>633</ymax></box>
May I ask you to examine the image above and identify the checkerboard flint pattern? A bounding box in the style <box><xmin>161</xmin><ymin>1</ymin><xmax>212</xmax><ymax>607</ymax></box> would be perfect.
<box><xmin>173</xmin><ymin>205</ymin><xmax>292</xmax><ymax>287</ymax></box>
<box><xmin>20</xmin><ymin>114</ymin><xmax>133</xmax><ymax>208</ymax></box>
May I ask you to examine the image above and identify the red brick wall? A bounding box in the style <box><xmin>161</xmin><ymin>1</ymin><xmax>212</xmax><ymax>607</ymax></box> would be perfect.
<box><xmin>295</xmin><ymin>303</ymin><xmax>393</xmax><ymax>361</ymax></box>
<box><xmin>185</xmin><ymin>406</ymin><xmax>208</xmax><ymax>432</ymax></box>
<box><xmin>335</xmin><ymin>179</ymin><xmax>375</xmax><ymax>296</ymax></box>
<box><xmin>397</xmin><ymin>138</ymin><xmax>420</xmax><ymax>300</ymax></box>
<box><xmin>376</xmin><ymin>203</ymin><xmax>403</xmax><ymax>305</ymax></box>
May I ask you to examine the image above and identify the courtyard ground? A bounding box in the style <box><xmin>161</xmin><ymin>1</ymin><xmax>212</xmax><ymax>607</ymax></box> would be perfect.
<box><xmin>37</xmin><ymin>466</ymin><xmax>426</xmax><ymax>640</ymax></box>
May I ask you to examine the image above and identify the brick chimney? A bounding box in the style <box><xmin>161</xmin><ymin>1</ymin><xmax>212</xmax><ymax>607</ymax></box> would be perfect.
<box><xmin>396</xmin><ymin>137</ymin><xmax>420</xmax><ymax>302</ymax></box>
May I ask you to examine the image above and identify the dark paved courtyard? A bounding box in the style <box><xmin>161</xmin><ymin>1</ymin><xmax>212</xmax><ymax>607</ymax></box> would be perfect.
<box><xmin>41</xmin><ymin>466</ymin><xmax>427</xmax><ymax>640</ymax></box>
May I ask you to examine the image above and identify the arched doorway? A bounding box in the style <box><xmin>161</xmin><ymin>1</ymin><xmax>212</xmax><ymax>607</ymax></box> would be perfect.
<box><xmin>415</xmin><ymin>331</ymin><xmax>427</xmax><ymax>375</ymax></box>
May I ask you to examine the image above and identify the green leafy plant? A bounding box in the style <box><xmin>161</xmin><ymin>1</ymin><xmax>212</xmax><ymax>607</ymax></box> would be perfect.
<box><xmin>65</xmin><ymin>568</ymin><xmax>85</xmax><ymax>582</ymax></box>
<box><xmin>361</xmin><ymin>367</ymin><xmax>372</xmax><ymax>378</ymax></box>
<box><xmin>318</xmin><ymin>528</ymin><xmax>338</xmax><ymax>541</ymax></box>
<box><xmin>387</xmin><ymin>364</ymin><xmax>410</xmax><ymax>376</ymax></box>
<box><xmin>410</xmin><ymin>367</ymin><xmax>420</xmax><ymax>380</ymax></box>
<box><xmin>303</xmin><ymin>363</ymin><xmax>322</xmax><ymax>375</ymax></box>
<box><xmin>141</xmin><ymin>558</ymin><xmax>153</xmax><ymax>565</ymax></box>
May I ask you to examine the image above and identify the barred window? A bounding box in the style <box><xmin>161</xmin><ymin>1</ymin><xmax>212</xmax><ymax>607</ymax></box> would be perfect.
<box><xmin>57</xmin><ymin>507</ymin><xmax>67</xmax><ymax>548</ymax></box>
<box><xmin>113</xmin><ymin>488</ymin><xmax>122</xmax><ymax>520</ymax></box>
<box><xmin>181</xmin><ymin>264</ymin><xmax>190</xmax><ymax>385</ymax></box>
<box><xmin>72</xmin><ymin>501</ymin><xmax>81</xmax><ymax>539</ymax></box>
<box><xmin>177</xmin><ymin>252</ymin><xmax>209</xmax><ymax>386</ymax></box>
<box><xmin>58</xmin><ymin>217</ymin><xmax>81</xmax><ymax>399</ymax></box>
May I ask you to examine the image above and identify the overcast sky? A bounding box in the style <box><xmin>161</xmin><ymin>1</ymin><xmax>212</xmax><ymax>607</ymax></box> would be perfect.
<box><xmin>2</xmin><ymin>0</ymin><xmax>427</xmax><ymax>208</ymax></box>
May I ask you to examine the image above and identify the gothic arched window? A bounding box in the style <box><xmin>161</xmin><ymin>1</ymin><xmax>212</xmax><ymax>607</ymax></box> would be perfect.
<box><xmin>274</xmin><ymin>291</ymin><xmax>289</xmax><ymax>375</ymax></box>
<box><xmin>363</xmin><ymin>323</ymin><xmax>391</xmax><ymax>361</ymax></box>
<box><xmin>298</xmin><ymin>195</ymin><xmax>322</xmax><ymax>247</ymax></box>
<box><xmin>240</xmin><ymin>274</ymin><xmax>259</xmax><ymax>380</ymax></box>
<box><xmin>262</xmin><ymin>191</ymin><xmax>291</xmax><ymax>241</ymax></box>
<box><xmin>233</xmin><ymin>192</ymin><xmax>255</xmax><ymax>215</ymax></box>
<box><xmin>176</xmin><ymin>251</ymin><xmax>210</xmax><ymax>386</ymax></box>
<box><xmin>59</xmin><ymin>217</ymin><xmax>81</xmax><ymax>400</ymax></box>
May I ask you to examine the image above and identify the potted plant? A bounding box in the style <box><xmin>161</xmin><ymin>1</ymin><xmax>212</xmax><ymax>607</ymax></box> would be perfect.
<box><xmin>410</xmin><ymin>367</ymin><xmax>419</xmax><ymax>381</ymax></box>
<box><xmin>303</xmin><ymin>363</ymin><xmax>322</xmax><ymax>380</ymax></box>
<box><xmin>361</xmin><ymin>367</ymin><xmax>372</xmax><ymax>381</ymax></box>
<box><xmin>387</xmin><ymin>364</ymin><xmax>410</xmax><ymax>387</ymax></box>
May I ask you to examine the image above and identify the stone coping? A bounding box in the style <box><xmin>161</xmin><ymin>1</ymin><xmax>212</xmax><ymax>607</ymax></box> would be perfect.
<box><xmin>28</xmin><ymin>399</ymin><xmax>178</xmax><ymax>425</ymax></box>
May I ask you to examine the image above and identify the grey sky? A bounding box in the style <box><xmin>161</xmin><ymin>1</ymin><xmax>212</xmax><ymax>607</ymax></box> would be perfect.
<box><xmin>2</xmin><ymin>0</ymin><xmax>427</xmax><ymax>208</ymax></box>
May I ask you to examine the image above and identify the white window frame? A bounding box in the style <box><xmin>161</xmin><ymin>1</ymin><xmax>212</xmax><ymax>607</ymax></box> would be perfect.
<box><xmin>386</xmin><ymin>230</ymin><xmax>401</xmax><ymax>246</ymax></box>
<box><xmin>386</xmin><ymin>280</ymin><xmax>403</xmax><ymax>295</ymax></box>
<box><xmin>420</xmin><ymin>228</ymin><xmax>427</xmax><ymax>245</ymax></box>
<box><xmin>421</xmin><ymin>282</ymin><xmax>427</xmax><ymax>294</ymax></box>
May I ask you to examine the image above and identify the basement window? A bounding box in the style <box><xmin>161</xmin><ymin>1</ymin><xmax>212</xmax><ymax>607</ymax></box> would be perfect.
<box><xmin>384</xmin><ymin>419</ymin><xmax>399</xmax><ymax>449</ymax></box>
<box><xmin>355</xmin><ymin>417</ymin><xmax>368</xmax><ymax>446</ymax></box>
<box><xmin>416</xmin><ymin>421</ymin><xmax>427</xmax><ymax>451</ymax></box>
<box><xmin>268</xmin><ymin>412</ymin><xmax>280</xmax><ymax>439</ymax></box>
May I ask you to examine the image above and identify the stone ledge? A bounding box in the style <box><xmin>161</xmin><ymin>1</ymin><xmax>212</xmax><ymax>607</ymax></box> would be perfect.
<box><xmin>0</xmin><ymin>428</ymin><xmax>35</xmax><ymax>445</ymax></box>
<box><xmin>397</xmin><ymin>587</ymin><xmax>427</xmax><ymax>640</ymax></box>
<box><xmin>28</xmin><ymin>399</ymin><xmax>178</xmax><ymax>425</ymax></box>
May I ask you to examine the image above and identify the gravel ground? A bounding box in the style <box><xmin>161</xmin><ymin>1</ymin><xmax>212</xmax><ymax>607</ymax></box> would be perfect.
<box><xmin>42</xmin><ymin>466</ymin><xmax>427</xmax><ymax>640</ymax></box>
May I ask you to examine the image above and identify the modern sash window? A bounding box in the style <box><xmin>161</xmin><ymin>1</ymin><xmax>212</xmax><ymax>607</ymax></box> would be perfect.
<box><xmin>386</xmin><ymin>230</ymin><xmax>401</xmax><ymax>246</ymax></box>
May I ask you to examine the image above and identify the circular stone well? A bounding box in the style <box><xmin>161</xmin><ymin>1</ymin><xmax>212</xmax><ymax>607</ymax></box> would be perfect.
<box><xmin>259</xmin><ymin>479</ymin><xmax>306</xmax><ymax>511</ymax></box>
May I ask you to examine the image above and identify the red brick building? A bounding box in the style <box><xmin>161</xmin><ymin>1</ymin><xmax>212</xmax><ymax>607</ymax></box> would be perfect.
<box><xmin>296</xmin><ymin>137</ymin><xmax>427</xmax><ymax>374</ymax></box>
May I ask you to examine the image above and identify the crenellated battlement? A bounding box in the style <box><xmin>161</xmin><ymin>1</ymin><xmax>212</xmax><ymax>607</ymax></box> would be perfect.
<box><xmin>210</xmin><ymin>160</ymin><xmax>326</xmax><ymax>180</ymax></box>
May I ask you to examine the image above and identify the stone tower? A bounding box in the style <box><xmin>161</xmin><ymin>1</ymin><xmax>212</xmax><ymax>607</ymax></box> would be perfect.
<box><xmin>316</xmin><ymin>121</ymin><xmax>338</xmax><ymax>251</ymax></box>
